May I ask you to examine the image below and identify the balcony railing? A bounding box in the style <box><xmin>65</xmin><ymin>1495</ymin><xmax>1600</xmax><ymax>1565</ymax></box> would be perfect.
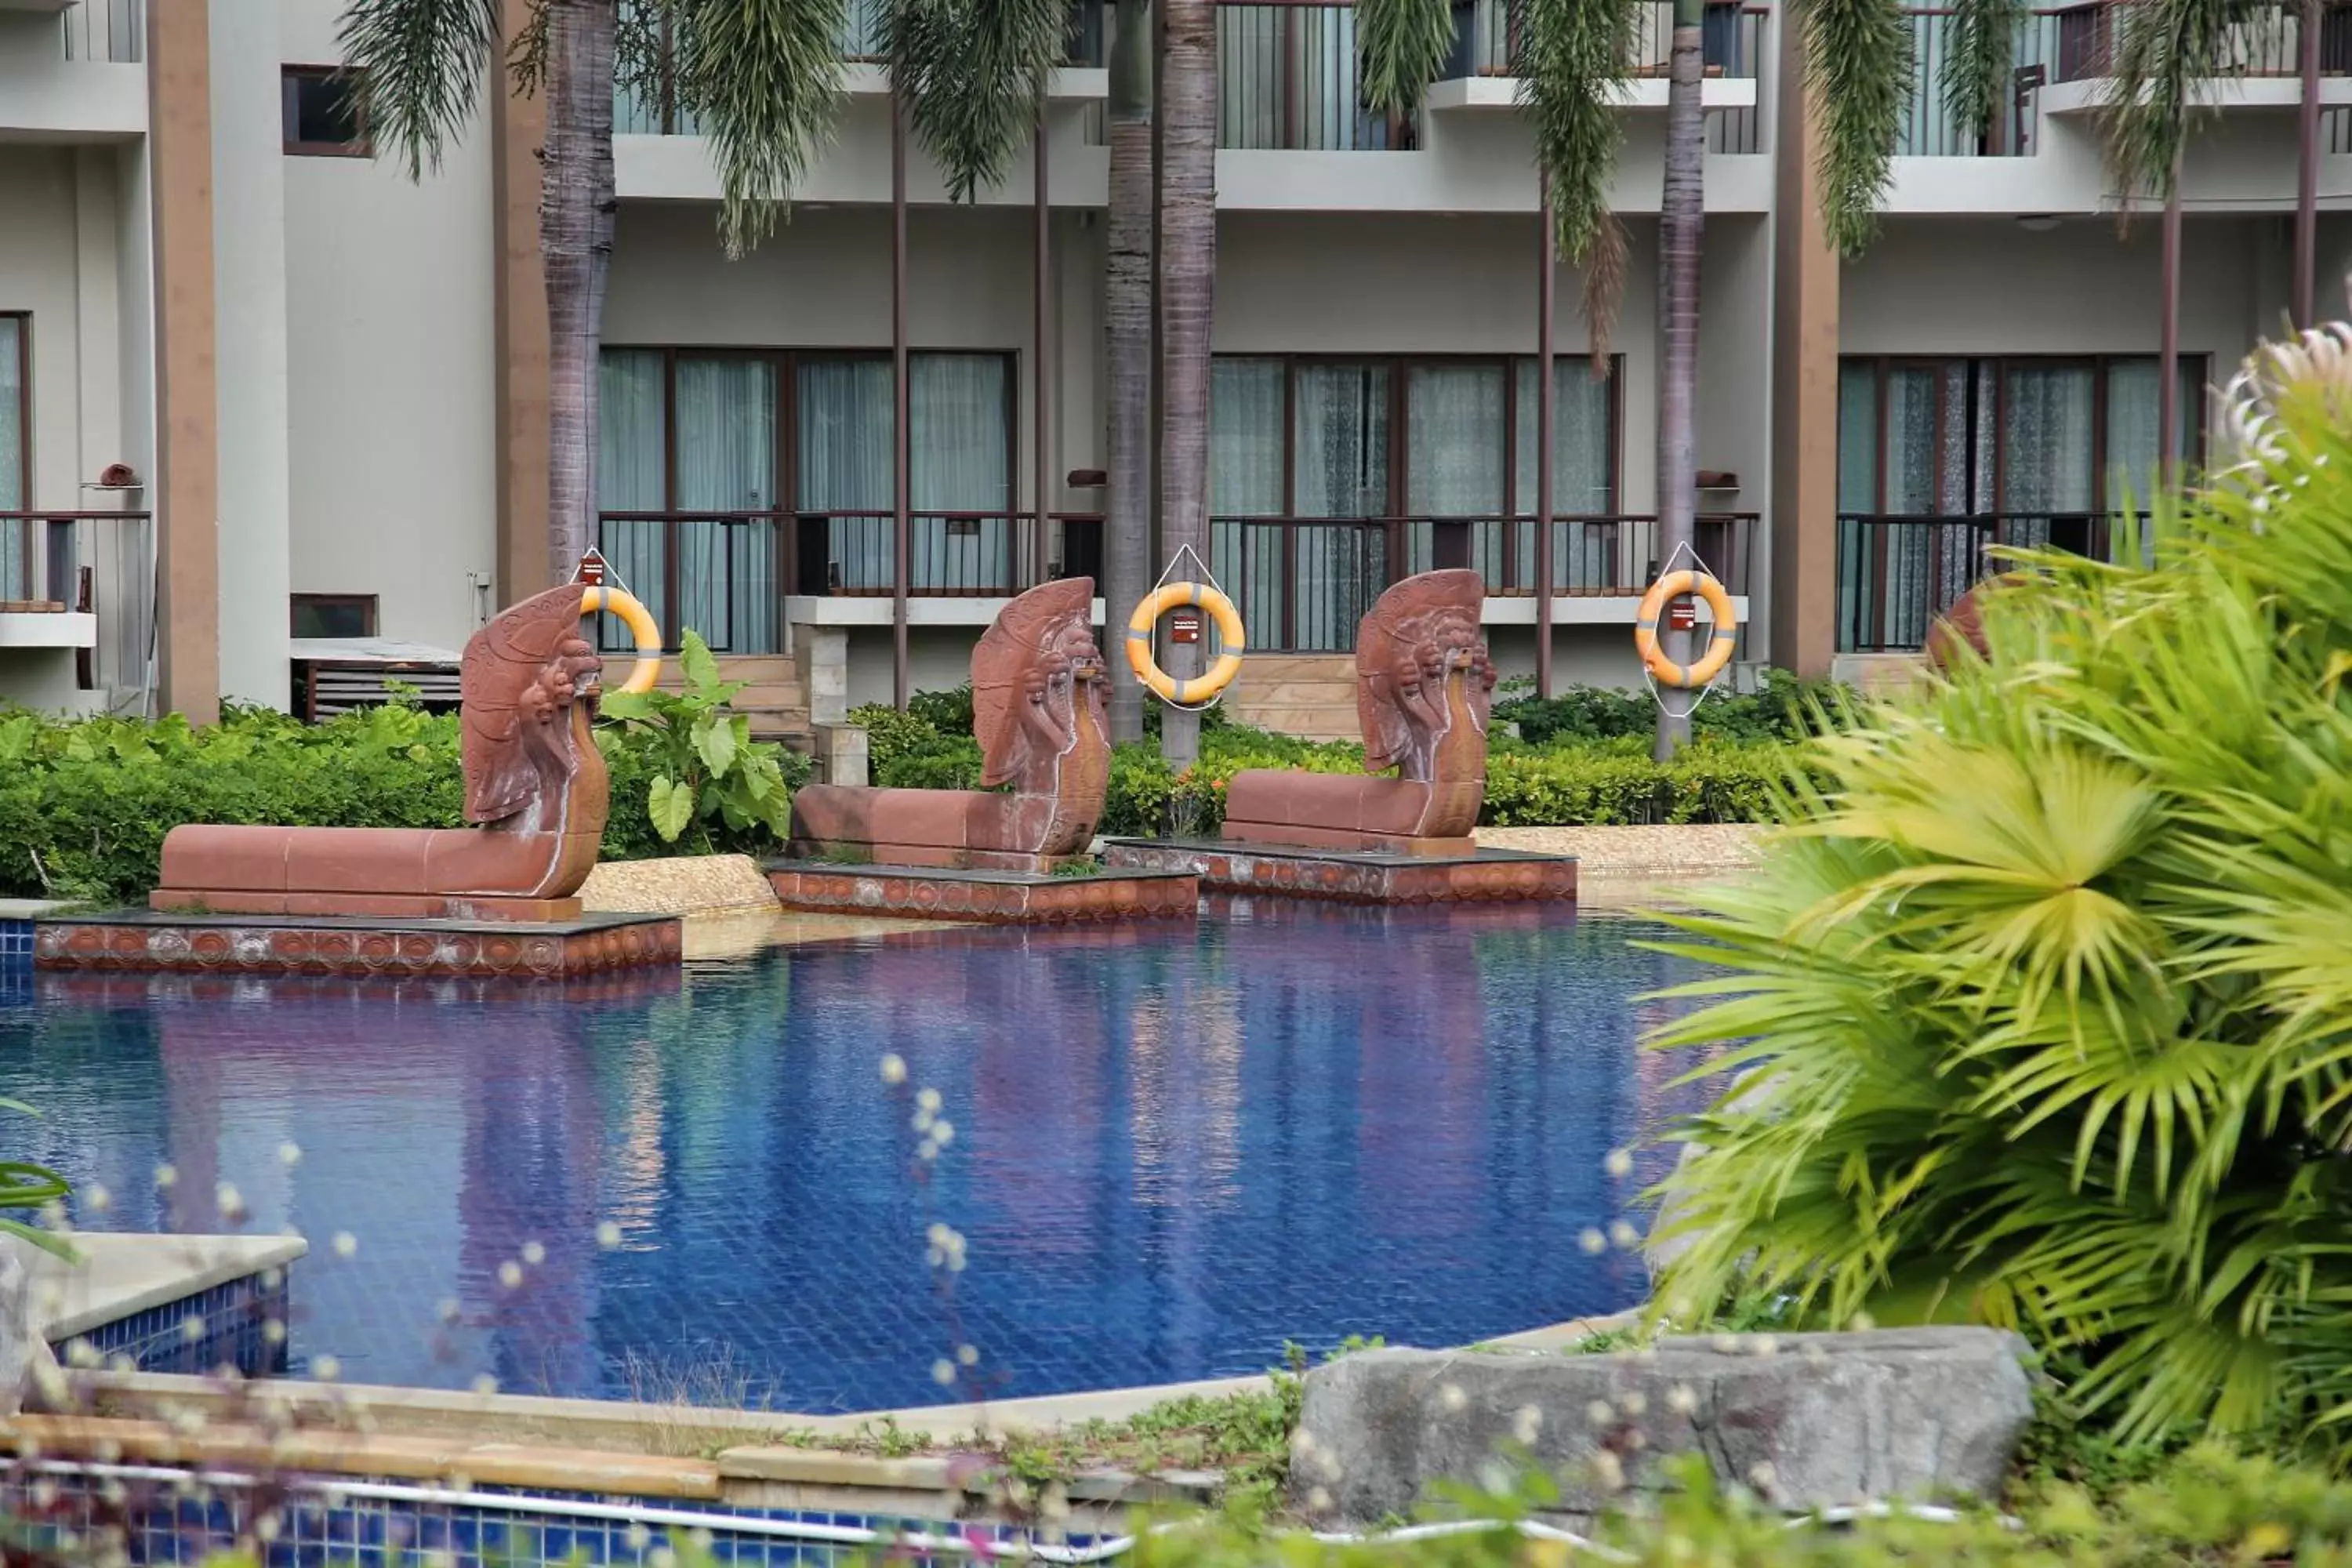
<box><xmin>1898</xmin><ymin>9</ymin><xmax>2062</xmax><ymax>154</ymax></box>
<box><xmin>1211</xmin><ymin>512</ymin><xmax>1756</xmax><ymax>652</ymax></box>
<box><xmin>1835</xmin><ymin>510</ymin><xmax>2131</xmax><ymax>652</ymax></box>
<box><xmin>1218</xmin><ymin>2</ymin><xmax>1407</xmax><ymax>151</ymax></box>
<box><xmin>56</xmin><ymin>0</ymin><xmax>143</xmax><ymax>64</ymax></box>
<box><xmin>1446</xmin><ymin>2</ymin><xmax>1769</xmax><ymax>153</ymax></box>
<box><xmin>2051</xmin><ymin>0</ymin><xmax>2351</xmax><ymax>81</ymax></box>
<box><xmin>593</xmin><ymin>510</ymin><xmax>1105</xmax><ymax>652</ymax></box>
<box><xmin>0</xmin><ymin>510</ymin><xmax>158</xmax><ymax>713</ymax></box>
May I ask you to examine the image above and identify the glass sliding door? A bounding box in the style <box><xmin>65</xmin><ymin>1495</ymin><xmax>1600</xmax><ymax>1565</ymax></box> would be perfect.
<box><xmin>674</xmin><ymin>356</ymin><xmax>778</xmax><ymax>651</ymax></box>
<box><xmin>909</xmin><ymin>352</ymin><xmax>1012</xmax><ymax>593</ymax></box>
<box><xmin>1210</xmin><ymin>358</ymin><xmax>1287</xmax><ymax>648</ymax></box>
<box><xmin>796</xmin><ymin>357</ymin><xmax>895</xmax><ymax>593</ymax></box>
<box><xmin>1405</xmin><ymin>362</ymin><xmax>1504</xmax><ymax>583</ymax></box>
<box><xmin>1291</xmin><ymin>362</ymin><xmax>1389</xmax><ymax>651</ymax></box>
<box><xmin>1998</xmin><ymin>361</ymin><xmax>2096</xmax><ymax>552</ymax></box>
<box><xmin>597</xmin><ymin>350</ymin><xmax>670</xmax><ymax>644</ymax></box>
<box><xmin>1512</xmin><ymin>357</ymin><xmax>1613</xmax><ymax>591</ymax></box>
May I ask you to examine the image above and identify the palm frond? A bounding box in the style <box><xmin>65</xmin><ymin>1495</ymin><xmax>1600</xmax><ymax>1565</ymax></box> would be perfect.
<box><xmin>2097</xmin><ymin>0</ymin><xmax>2256</xmax><ymax>205</ymax></box>
<box><xmin>673</xmin><ymin>0</ymin><xmax>849</xmax><ymax>256</ymax></box>
<box><xmin>337</xmin><ymin>0</ymin><xmax>506</xmax><ymax>180</ymax></box>
<box><xmin>888</xmin><ymin>0</ymin><xmax>1069</xmax><ymax>204</ymax></box>
<box><xmin>1938</xmin><ymin>0</ymin><xmax>2022</xmax><ymax>147</ymax></box>
<box><xmin>1791</xmin><ymin>0</ymin><xmax>1911</xmax><ymax>254</ymax></box>
<box><xmin>1514</xmin><ymin>0</ymin><xmax>1642</xmax><ymax>355</ymax></box>
<box><xmin>1356</xmin><ymin>0</ymin><xmax>1458</xmax><ymax>114</ymax></box>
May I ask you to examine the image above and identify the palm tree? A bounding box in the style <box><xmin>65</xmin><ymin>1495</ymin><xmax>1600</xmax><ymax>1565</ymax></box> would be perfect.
<box><xmin>1158</xmin><ymin>0</ymin><xmax>1217</xmax><ymax>769</ymax></box>
<box><xmin>1359</xmin><ymin>0</ymin><xmax>1908</xmax><ymax>755</ymax></box>
<box><xmin>1105</xmin><ymin>0</ymin><xmax>1154</xmax><ymax>746</ymax></box>
<box><xmin>343</xmin><ymin>0</ymin><xmax>1061</xmax><ymax>597</ymax></box>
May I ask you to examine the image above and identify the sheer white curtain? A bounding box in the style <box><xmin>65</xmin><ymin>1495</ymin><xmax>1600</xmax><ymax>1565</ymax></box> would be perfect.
<box><xmin>1293</xmin><ymin>364</ymin><xmax>1388</xmax><ymax>648</ymax></box>
<box><xmin>1210</xmin><ymin>358</ymin><xmax>1287</xmax><ymax>642</ymax></box>
<box><xmin>2000</xmin><ymin>364</ymin><xmax>2096</xmax><ymax>548</ymax></box>
<box><xmin>0</xmin><ymin>317</ymin><xmax>20</xmax><ymax>601</ymax></box>
<box><xmin>797</xmin><ymin>358</ymin><xmax>894</xmax><ymax>592</ymax></box>
<box><xmin>598</xmin><ymin>350</ymin><xmax>669</xmax><ymax>639</ymax></box>
<box><xmin>1218</xmin><ymin>7</ymin><xmax>1283</xmax><ymax>148</ymax></box>
<box><xmin>911</xmin><ymin>353</ymin><xmax>1011</xmax><ymax>591</ymax></box>
<box><xmin>1407</xmin><ymin>363</ymin><xmax>1505</xmax><ymax>583</ymax></box>
<box><xmin>675</xmin><ymin>356</ymin><xmax>778</xmax><ymax>651</ymax></box>
<box><xmin>1512</xmin><ymin>358</ymin><xmax>1612</xmax><ymax>590</ymax></box>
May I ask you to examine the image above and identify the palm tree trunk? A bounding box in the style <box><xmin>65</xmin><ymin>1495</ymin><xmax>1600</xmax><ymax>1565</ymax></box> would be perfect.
<box><xmin>540</xmin><ymin>0</ymin><xmax>618</xmax><ymax>590</ymax></box>
<box><xmin>1653</xmin><ymin>0</ymin><xmax>1703</xmax><ymax>761</ymax></box>
<box><xmin>1105</xmin><ymin>0</ymin><xmax>1154</xmax><ymax>745</ymax></box>
<box><xmin>1158</xmin><ymin>0</ymin><xmax>1216</xmax><ymax>771</ymax></box>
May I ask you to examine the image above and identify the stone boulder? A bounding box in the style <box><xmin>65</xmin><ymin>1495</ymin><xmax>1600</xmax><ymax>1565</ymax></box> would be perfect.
<box><xmin>1290</xmin><ymin>1328</ymin><xmax>2036</xmax><ymax>1527</ymax></box>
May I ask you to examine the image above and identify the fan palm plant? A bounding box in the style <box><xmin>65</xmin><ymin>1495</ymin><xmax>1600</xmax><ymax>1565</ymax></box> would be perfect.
<box><xmin>341</xmin><ymin>0</ymin><xmax>1065</xmax><ymax>594</ymax></box>
<box><xmin>1645</xmin><ymin>320</ymin><xmax>2352</xmax><ymax>1459</ymax></box>
<box><xmin>1356</xmin><ymin>0</ymin><xmax>1909</xmax><ymax>756</ymax></box>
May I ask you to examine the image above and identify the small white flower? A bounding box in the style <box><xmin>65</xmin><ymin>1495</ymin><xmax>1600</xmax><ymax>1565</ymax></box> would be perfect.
<box><xmin>597</xmin><ymin>1221</ymin><xmax>622</xmax><ymax>1249</ymax></box>
<box><xmin>521</xmin><ymin>1241</ymin><xmax>546</xmax><ymax>1266</ymax></box>
<box><xmin>1751</xmin><ymin>1334</ymin><xmax>1780</xmax><ymax>1358</ymax></box>
<box><xmin>1604</xmin><ymin>1148</ymin><xmax>1634</xmax><ymax>1179</ymax></box>
<box><xmin>331</xmin><ymin>1231</ymin><xmax>358</xmax><ymax>1258</ymax></box>
<box><xmin>1439</xmin><ymin>1382</ymin><xmax>1468</xmax><ymax>1413</ymax></box>
<box><xmin>1666</xmin><ymin>1384</ymin><xmax>1699</xmax><ymax>1415</ymax></box>
<box><xmin>1511</xmin><ymin>1404</ymin><xmax>1543</xmax><ymax>1444</ymax></box>
<box><xmin>1584</xmin><ymin>1399</ymin><xmax>1614</xmax><ymax>1428</ymax></box>
<box><xmin>66</xmin><ymin>1339</ymin><xmax>100</xmax><ymax>1368</ymax></box>
<box><xmin>472</xmin><ymin>1374</ymin><xmax>499</xmax><ymax>1396</ymax></box>
<box><xmin>956</xmin><ymin>1344</ymin><xmax>979</xmax><ymax>1367</ymax></box>
<box><xmin>932</xmin><ymin>1359</ymin><xmax>956</xmax><ymax>1385</ymax></box>
<box><xmin>1577</xmin><ymin>1228</ymin><xmax>1607</xmax><ymax>1255</ymax></box>
<box><xmin>917</xmin><ymin>1141</ymin><xmax>939</xmax><ymax>1162</ymax></box>
<box><xmin>263</xmin><ymin>1319</ymin><xmax>287</xmax><ymax>1346</ymax></box>
<box><xmin>1592</xmin><ymin>1451</ymin><xmax>1626</xmax><ymax>1492</ymax></box>
<box><xmin>1712</xmin><ymin>1334</ymin><xmax>1740</xmax><ymax>1355</ymax></box>
<box><xmin>916</xmin><ymin>1087</ymin><xmax>943</xmax><ymax>1114</ymax></box>
<box><xmin>181</xmin><ymin>1314</ymin><xmax>205</xmax><ymax>1342</ymax></box>
<box><xmin>215</xmin><ymin>1183</ymin><xmax>245</xmax><ymax>1221</ymax></box>
<box><xmin>1849</xmin><ymin>1310</ymin><xmax>1877</xmax><ymax>1333</ymax></box>
<box><xmin>880</xmin><ymin>1054</ymin><xmax>908</xmax><ymax>1085</ymax></box>
<box><xmin>312</xmin><ymin>1355</ymin><xmax>341</xmax><ymax>1382</ymax></box>
<box><xmin>278</xmin><ymin>1142</ymin><xmax>303</xmax><ymax>1167</ymax></box>
<box><xmin>626</xmin><ymin>1525</ymin><xmax>653</xmax><ymax>1552</ymax></box>
<box><xmin>931</xmin><ymin>1120</ymin><xmax>955</xmax><ymax>1147</ymax></box>
<box><xmin>497</xmin><ymin>1261</ymin><xmax>524</xmax><ymax>1289</ymax></box>
<box><xmin>1618</xmin><ymin>1391</ymin><xmax>1647</xmax><ymax>1417</ymax></box>
<box><xmin>648</xmin><ymin>1547</ymin><xmax>677</xmax><ymax>1568</ymax></box>
<box><xmin>154</xmin><ymin>1163</ymin><xmax>177</xmax><ymax>1189</ymax></box>
<box><xmin>1747</xmin><ymin>1461</ymin><xmax>1778</xmax><ymax>1494</ymax></box>
<box><xmin>85</xmin><ymin>1183</ymin><xmax>111</xmax><ymax>1214</ymax></box>
<box><xmin>437</xmin><ymin>1298</ymin><xmax>462</xmax><ymax>1324</ymax></box>
<box><xmin>1609</xmin><ymin>1220</ymin><xmax>1640</xmax><ymax>1250</ymax></box>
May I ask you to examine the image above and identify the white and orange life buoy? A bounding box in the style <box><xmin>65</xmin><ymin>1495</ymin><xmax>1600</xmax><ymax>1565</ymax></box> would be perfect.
<box><xmin>1633</xmin><ymin>570</ymin><xmax>1738</xmax><ymax>689</ymax></box>
<box><xmin>583</xmin><ymin>585</ymin><xmax>663</xmax><ymax>694</ymax></box>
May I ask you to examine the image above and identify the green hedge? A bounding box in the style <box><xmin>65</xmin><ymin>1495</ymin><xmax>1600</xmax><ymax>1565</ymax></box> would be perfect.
<box><xmin>0</xmin><ymin>699</ymin><xmax>800</xmax><ymax>905</ymax></box>
<box><xmin>851</xmin><ymin>688</ymin><xmax>1798</xmax><ymax>837</ymax></box>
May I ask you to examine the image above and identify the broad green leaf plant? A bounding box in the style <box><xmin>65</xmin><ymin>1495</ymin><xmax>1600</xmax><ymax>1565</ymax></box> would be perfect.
<box><xmin>597</xmin><ymin>630</ymin><xmax>797</xmax><ymax>849</ymax></box>
<box><xmin>1646</xmin><ymin>317</ymin><xmax>2352</xmax><ymax>1463</ymax></box>
<box><xmin>0</xmin><ymin>1099</ymin><xmax>73</xmax><ymax>1261</ymax></box>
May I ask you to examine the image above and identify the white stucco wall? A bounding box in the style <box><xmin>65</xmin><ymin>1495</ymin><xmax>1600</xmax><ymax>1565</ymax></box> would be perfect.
<box><xmin>0</xmin><ymin>147</ymin><xmax>86</xmax><ymax>514</ymax></box>
<box><xmin>278</xmin><ymin>0</ymin><xmax>498</xmax><ymax>654</ymax></box>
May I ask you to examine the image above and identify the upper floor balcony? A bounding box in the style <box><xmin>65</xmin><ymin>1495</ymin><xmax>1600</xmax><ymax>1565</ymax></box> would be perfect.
<box><xmin>0</xmin><ymin>0</ymin><xmax>145</xmax><ymax>140</ymax></box>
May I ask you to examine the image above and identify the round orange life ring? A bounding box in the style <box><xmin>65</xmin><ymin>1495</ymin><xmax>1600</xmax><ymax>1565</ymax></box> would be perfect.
<box><xmin>1126</xmin><ymin>583</ymin><xmax>1247</xmax><ymax>706</ymax></box>
<box><xmin>583</xmin><ymin>585</ymin><xmax>663</xmax><ymax>695</ymax></box>
<box><xmin>1633</xmin><ymin>570</ymin><xmax>1738</xmax><ymax>689</ymax></box>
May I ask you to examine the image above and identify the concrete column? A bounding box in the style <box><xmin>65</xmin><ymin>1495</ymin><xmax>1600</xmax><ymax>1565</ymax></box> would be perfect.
<box><xmin>208</xmin><ymin>0</ymin><xmax>292</xmax><ymax>707</ymax></box>
<box><xmin>146</xmin><ymin>0</ymin><xmax>220</xmax><ymax>723</ymax></box>
<box><xmin>798</xmin><ymin>622</ymin><xmax>851</xmax><ymax>726</ymax></box>
<box><xmin>1766</xmin><ymin>26</ymin><xmax>1839</xmax><ymax>679</ymax></box>
<box><xmin>490</xmin><ymin>0</ymin><xmax>550</xmax><ymax>610</ymax></box>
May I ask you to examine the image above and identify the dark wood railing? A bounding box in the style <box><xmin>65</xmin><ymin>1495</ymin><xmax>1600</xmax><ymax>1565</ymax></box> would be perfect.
<box><xmin>1449</xmin><ymin>2</ymin><xmax>1770</xmax><ymax>152</ymax></box>
<box><xmin>2052</xmin><ymin>0</ymin><xmax>2350</xmax><ymax>82</ymax></box>
<box><xmin>0</xmin><ymin>510</ymin><xmax>158</xmax><ymax>704</ymax></box>
<box><xmin>1835</xmin><ymin>510</ymin><xmax>2134</xmax><ymax>652</ymax></box>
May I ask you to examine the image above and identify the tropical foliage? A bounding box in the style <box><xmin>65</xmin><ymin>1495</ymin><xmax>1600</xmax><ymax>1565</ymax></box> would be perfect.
<box><xmin>1645</xmin><ymin>337</ymin><xmax>2352</xmax><ymax>1459</ymax></box>
<box><xmin>596</xmin><ymin>630</ymin><xmax>804</xmax><ymax>847</ymax></box>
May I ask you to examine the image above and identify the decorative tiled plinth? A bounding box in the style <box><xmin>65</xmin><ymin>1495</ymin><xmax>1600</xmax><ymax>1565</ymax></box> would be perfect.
<box><xmin>34</xmin><ymin>910</ymin><xmax>683</xmax><ymax>978</ymax></box>
<box><xmin>764</xmin><ymin>860</ymin><xmax>1200</xmax><ymax>924</ymax></box>
<box><xmin>1099</xmin><ymin>838</ymin><xmax>1578</xmax><ymax>905</ymax></box>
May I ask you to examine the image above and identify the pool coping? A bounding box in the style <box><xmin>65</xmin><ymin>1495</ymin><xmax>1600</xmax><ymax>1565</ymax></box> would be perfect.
<box><xmin>25</xmin><ymin>1232</ymin><xmax>307</xmax><ymax>1341</ymax></box>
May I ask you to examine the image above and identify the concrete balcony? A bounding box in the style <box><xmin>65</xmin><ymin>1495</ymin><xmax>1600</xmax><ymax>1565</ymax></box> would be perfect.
<box><xmin>0</xmin><ymin>0</ymin><xmax>143</xmax><ymax>142</ymax></box>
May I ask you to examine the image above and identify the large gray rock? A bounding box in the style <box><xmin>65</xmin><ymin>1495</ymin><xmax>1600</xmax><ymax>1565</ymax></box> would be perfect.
<box><xmin>1290</xmin><ymin>1328</ymin><xmax>2036</xmax><ymax>1526</ymax></box>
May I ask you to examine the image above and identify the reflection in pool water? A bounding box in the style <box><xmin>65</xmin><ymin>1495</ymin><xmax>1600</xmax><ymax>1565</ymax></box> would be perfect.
<box><xmin>0</xmin><ymin>900</ymin><xmax>1714</xmax><ymax>1413</ymax></box>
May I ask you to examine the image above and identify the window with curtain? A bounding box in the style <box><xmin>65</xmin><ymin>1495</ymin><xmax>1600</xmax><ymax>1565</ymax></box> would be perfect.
<box><xmin>1210</xmin><ymin>358</ymin><xmax>1287</xmax><ymax>644</ymax></box>
<box><xmin>910</xmin><ymin>353</ymin><xmax>1012</xmax><ymax>592</ymax></box>
<box><xmin>1292</xmin><ymin>363</ymin><xmax>1389</xmax><ymax>650</ymax></box>
<box><xmin>1406</xmin><ymin>362</ymin><xmax>1503</xmax><ymax>585</ymax></box>
<box><xmin>797</xmin><ymin>357</ymin><xmax>895</xmax><ymax>593</ymax></box>
<box><xmin>1510</xmin><ymin>357</ymin><xmax>1613</xmax><ymax>590</ymax></box>
<box><xmin>597</xmin><ymin>349</ymin><xmax>670</xmax><ymax>642</ymax></box>
<box><xmin>675</xmin><ymin>357</ymin><xmax>778</xmax><ymax>651</ymax></box>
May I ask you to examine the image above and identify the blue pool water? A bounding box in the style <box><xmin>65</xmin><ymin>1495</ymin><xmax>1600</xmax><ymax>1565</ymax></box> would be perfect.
<box><xmin>0</xmin><ymin>902</ymin><xmax>1713</xmax><ymax>1414</ymax></box>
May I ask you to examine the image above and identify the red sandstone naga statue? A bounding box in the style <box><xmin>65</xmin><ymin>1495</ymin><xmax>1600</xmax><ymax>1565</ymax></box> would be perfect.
<box><xmin>152</xmin><ymin>584</ymin><xmax>613</xmax><ymax>920</ymax></box>
<box><xmin>788</xmin><ymin>577</ymin><xmax>1111</xmax><ymax>871</ymax></box>
<box><xmin>1221</xmin><ymin>568</ymin><xmax>1498</xmax><ymax>854</ymax></box>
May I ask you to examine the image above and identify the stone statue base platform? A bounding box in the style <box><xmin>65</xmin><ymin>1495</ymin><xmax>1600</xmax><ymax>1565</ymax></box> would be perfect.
<box><xmin>34</xmin><ymin>909</ymin><xmax>682</xmax><ymax>979</ymax></box>
<box><xmin>764</xmin><ymin>859</ymin><xmax>1200</xmax><ymax>926</ymax></box>
<box><xmin>1099</xmin><ymin>839</ymin><xmax>1577</xmax><ymax>906</ymax></box>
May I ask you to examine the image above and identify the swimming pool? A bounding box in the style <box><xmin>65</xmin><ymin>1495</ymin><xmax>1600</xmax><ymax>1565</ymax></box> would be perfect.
<box><xmin>0</xmin><ymin>900</ymin><xmax>1711</xmax><ymax>1414</ymax></box>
